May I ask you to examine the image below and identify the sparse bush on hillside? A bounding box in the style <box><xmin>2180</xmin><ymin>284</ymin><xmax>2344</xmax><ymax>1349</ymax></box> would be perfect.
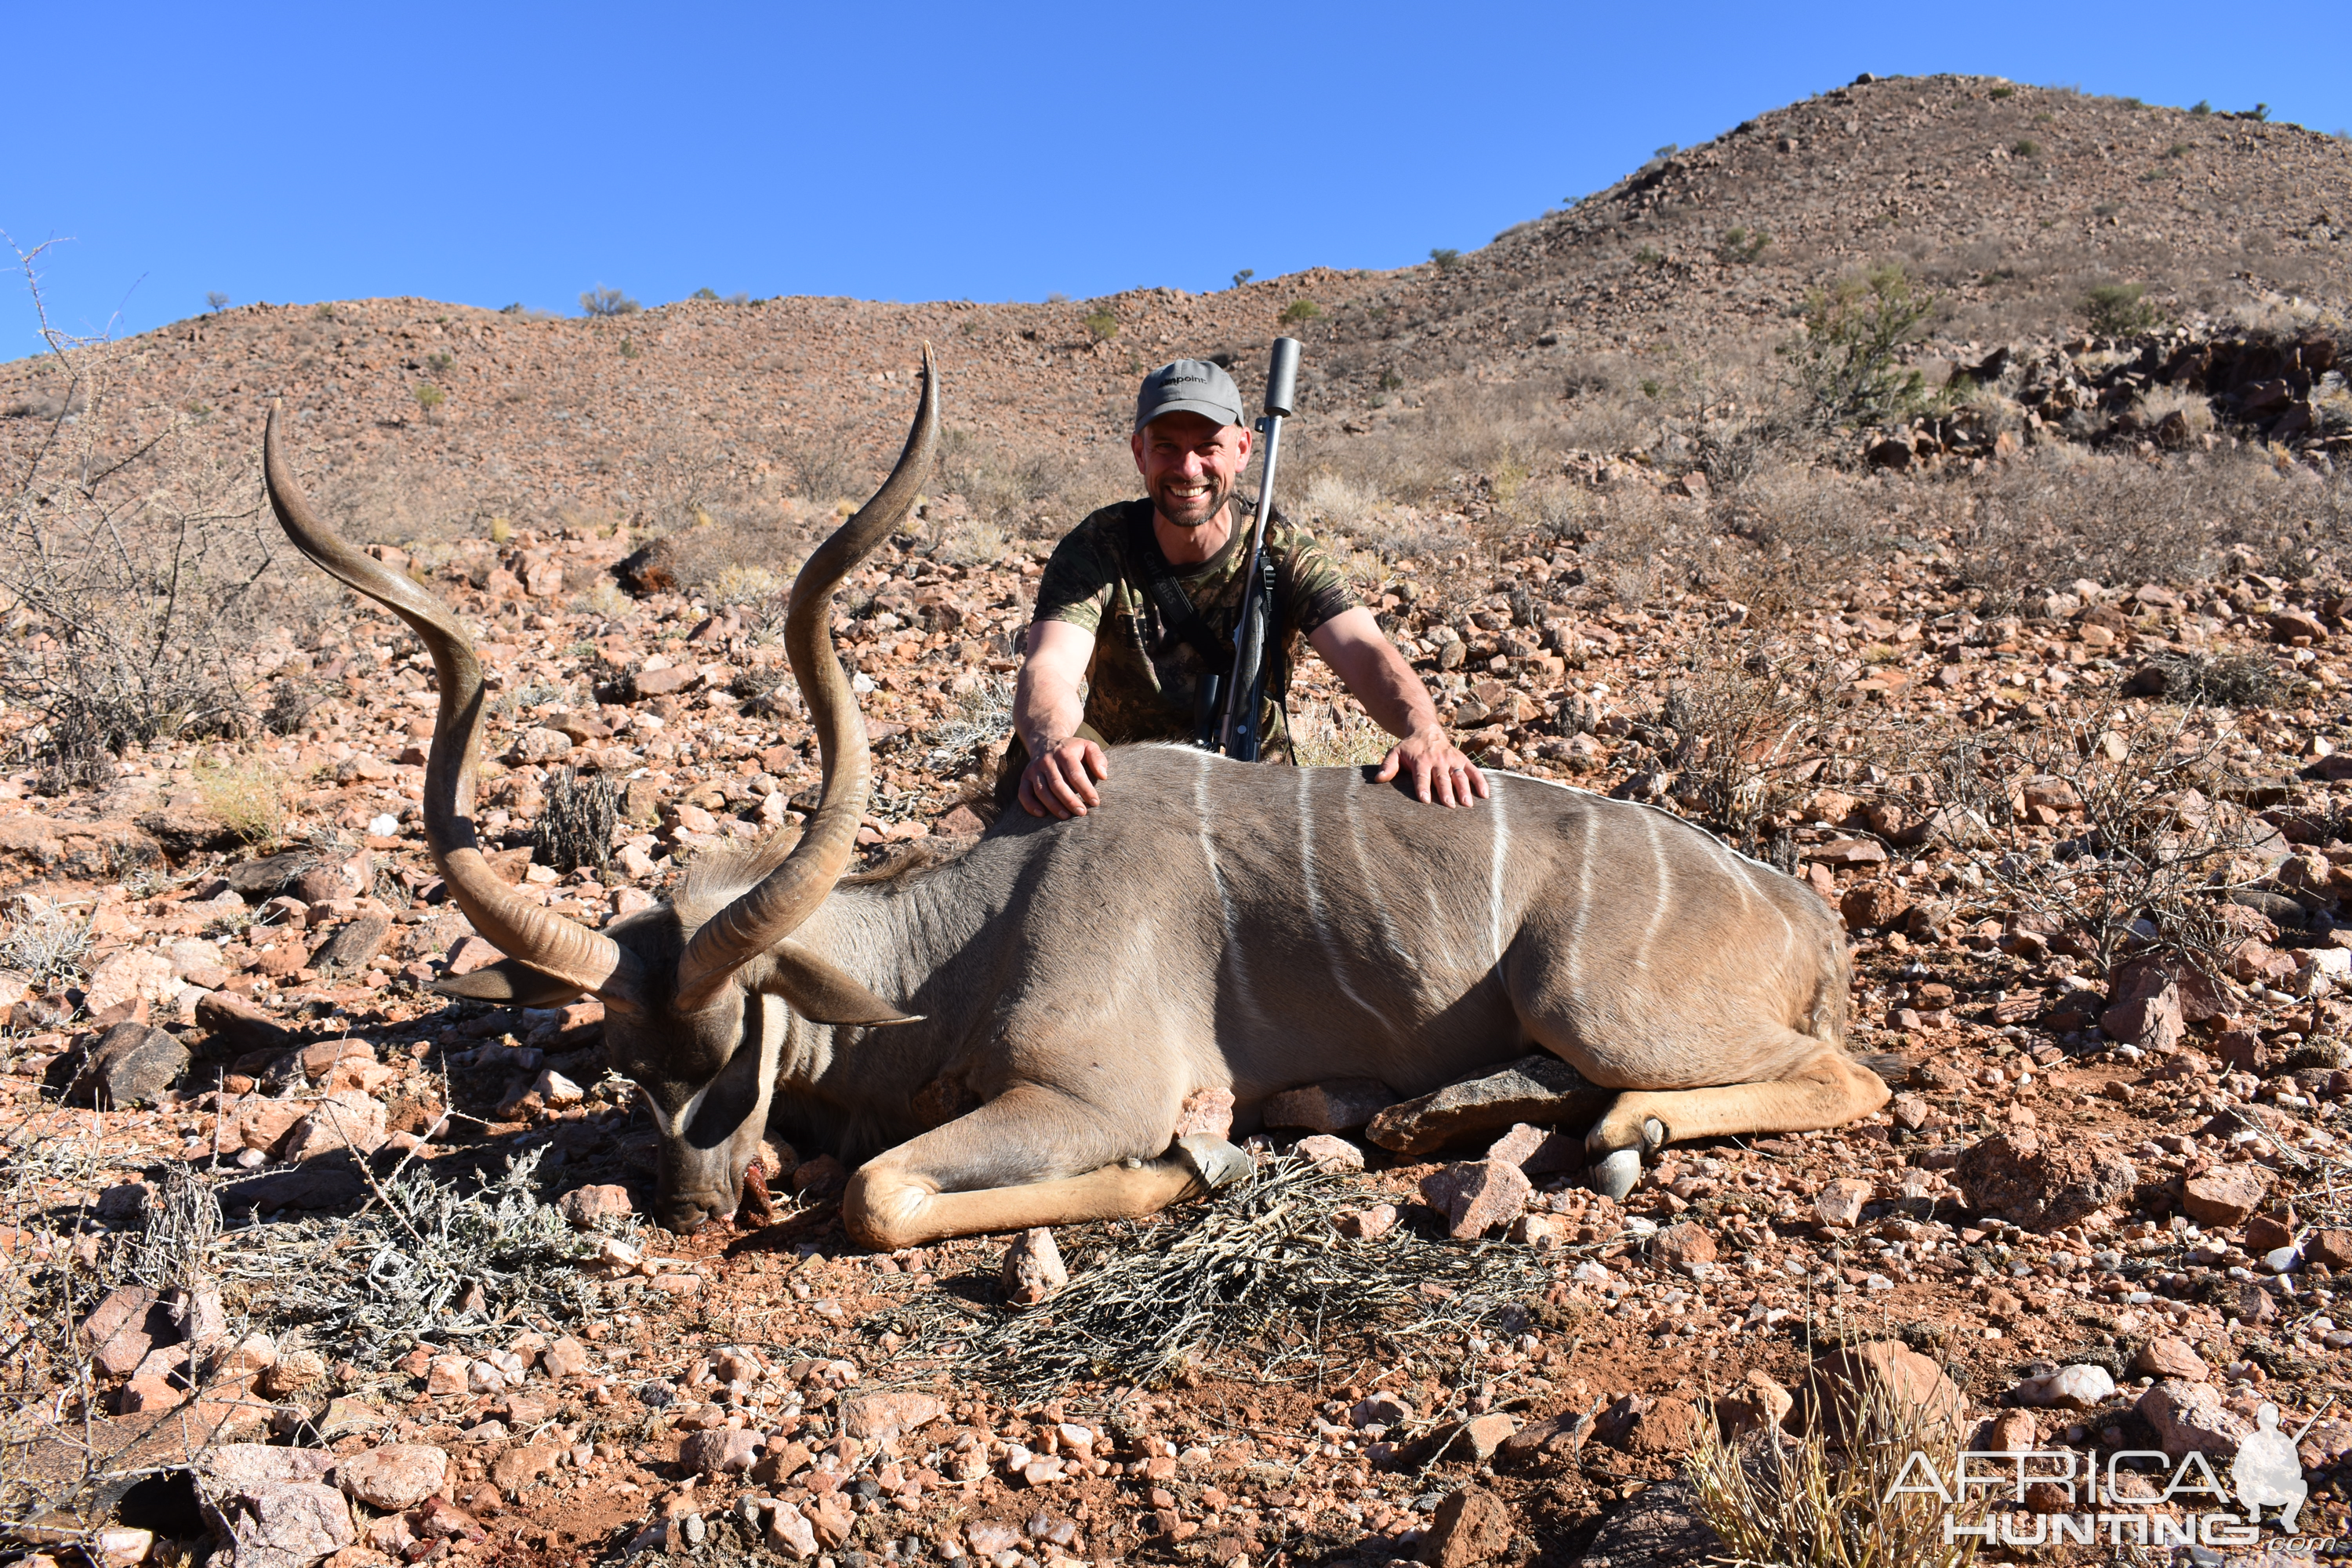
<box><xmin>205</xmin><ymin>291</ymin><xmax>229</xmax><ymax>312</ymax></box>
<box><xmin>1429</xmin><ymin>248</ymin><xmax>1462</xmax><ymax>273</ymax></box>
<box><xmin>1230</xmin><ymin>269</ymin><xmax>1254</xmax><ymax>288</ymax></box>
<box><xmin>1280</xmin><ymin>299</ymin><xmax>1323</xmax><ymax>325</ymax></box>
<box><xmin>412</xmin><ymin>383</ymin><xmax>445</xmax><ymax>423</ymax></box>
<box><xmin>1715</xmin><ymin>226</ymin><xmax>1770</xmax><ymax>263</ymax></box>
<box><xmin>579</xmin><ymin>286</ymin><xmax>641</xmax><ymax>318</ymax></box>
<box><xmin>2</xmin><ymin>243</ymin><xmax>281</xmax><ymax>779</ymax></box>
<box><xmin>1785</xmin><ymin>264</ymin><xmax>1938</xmax><ymax>426</ymax></box>
<box><xmin>1083</xmin><ymin>308</ymin><xmax>1119</xmax><ymax>342</ymax></box>
<box><xmin>2083</xmin><ymin>281</ymin><xmax>2161</xmax><ymax>336</ymax></box>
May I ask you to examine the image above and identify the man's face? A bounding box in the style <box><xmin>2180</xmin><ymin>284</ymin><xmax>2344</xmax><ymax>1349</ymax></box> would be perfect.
<box><xmin>1131</xmin><ymin>411</ymin><xmax>1254</xmax><ymax>532</ymax></box>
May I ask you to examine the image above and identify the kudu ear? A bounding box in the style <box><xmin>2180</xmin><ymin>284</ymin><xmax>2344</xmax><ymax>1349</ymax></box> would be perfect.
<box><xmin>763</xmin><ymin>942</ymin><xmax>923</xmax><ymax>1026</ymax></box>
<box><xmin>433</xmin><ymin>959</ymin><xmax>589</xmax><ymax>1007</ymax></box>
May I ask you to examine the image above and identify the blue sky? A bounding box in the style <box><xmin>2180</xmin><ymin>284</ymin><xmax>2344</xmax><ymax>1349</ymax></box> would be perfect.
<box><xmin>8</xmin><ymin>2</ymin><xmax>2347</xmax><ymax>354</ymax></box>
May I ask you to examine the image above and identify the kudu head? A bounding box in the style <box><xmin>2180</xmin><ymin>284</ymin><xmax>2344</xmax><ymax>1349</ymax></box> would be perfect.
<box><xmin>261</xmin><ymin>351</ymin><xmax>939</xmax><ymax>1230</ymax></box>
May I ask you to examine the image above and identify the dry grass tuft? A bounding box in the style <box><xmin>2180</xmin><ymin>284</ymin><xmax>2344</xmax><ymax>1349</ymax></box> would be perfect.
<box><xmin>1290</xmin><ymin>705</ymin><xmax>1396</xmax><ymax>768</ymax></box>
<box><xmin>1688</xmin><ymin>1363</ymin><xmax>1987</xmax><ymax>1568</ymax></box>
<box><xmin>910</xmin><ymin>1156</ymin><xmax>1550</xmax><ymax>1397</ymax></box>
<box><xmin>193</xmin><ymin>757</ymin><xmax>287</xmax><ymax>844</ymax></box>
<box><xmin>0</xmin><ymin>897</ymin><xmax>94</xmax><ymax>985</ymax></box>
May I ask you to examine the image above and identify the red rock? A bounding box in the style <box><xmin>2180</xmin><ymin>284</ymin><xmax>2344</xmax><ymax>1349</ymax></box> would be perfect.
<box><xmin>1954</xmin><ymin>1130</ymin><xmax>2136</xmax><ymax>1230</ymax></box>
<box><xmin>1174</xmin><ymin>1085</ymin><xmax>1235</xmax><ymax>1139</ymax></box>
<box><xmin>2307</xmin><ymin>1230</ymin><xmax>2352</xmax><ymax>1269</ymax></box>
<box><xmin>81</xmin><ymin>1284</ymin><xmax>169</xmax><ymax>1377</ymax></box>
<box><xmin>1416</xmin><ymin>1485</ymin><xmax>1511</xmax><ymax>1568</ymax></box>
<box><xmin>2243</xmin><ymin>1214</ymin><xmax>2294</xmax><ymax>1254</ymax></box>
<box><xmin>1484</xmin><ymin>1121</ymin><xmax>1581</xmax><ymax>1173</ymax></box>
<box><xmin>1261</xmin><ymin>1077</ymin><xmax>1397</xmax><ymax>1133</ymax></box>
<box><xmin>677</xmin><ymin>1428</ymin><xmax>758</xmax><ymax>1477</ymax></box>
<box><xmin>2181</xmin><ymin>1166</ymin><xmax>2270</xmax><ymax>1227</ymax></box>
<box><xmin>1813</xmin><ymin>1177</ymin><xmax>1873</xmax><ymax>1228</ymax></box>
<box><xmin>806</xmin><ymin>1492</ymin><xmax>855</xmax><ymax>1548</ymax></box>
<box><xmin>555</xmin><ymin>1185</ymin><xmax>633</xmax><ymax>1228</ymax></box>
<box><xmin>839</xmin><ymin>1391</ymin><xmax>945</xmax><ymax>1446</ymax></box>
<box><xmin>633</xmin><ymin>664</ymin><xmax>699</xmax><ymax>696</ymax></box>
<box><xmin>1654</xmin><ymin>1221</ymin><xmax>1718</xmax><ymax>1269</ymax></box>
<box><xmin>115</xmin><ymin>1374</ymin><xmax>186</xmax><ymax>1414</ymax></box>
<box><xmin>1293</xmin><ymin>1134</ymin><xmax>1364</xmax><ymax>1172</ymax></box>
<box><xmin>334</xmin><ymin>1444</ymin><xmax>448</xmax><ymax>1509</ymax></box>
<box><xmin>82</xmin><ymin>950</ymin><xmax>180</xmax><ymax>1016</ymax></box>
<box><xmin>2136</xmin><ymin>1378</ymin><xmax>2253</xmax><ymax>1459</ymax></box>
<box><xmin>540</xmin><ymin>1337</ymin><xmax>590</xmax><ymax>1379</ymax></box>
<box><xmin>1796</xmin><ymin>1341</ymin><xmax>1963</xmax><ymax>1443</ymax></box>
<box><xmin>1003</xmin><ymin>1228</ymin><xmax>1067</xmax><ymax>1305</ymax></box>
<box><xmin>1420</xmin><ymin>1159</ymin><xmax>1532</xmax><ymax>1238</ymax></box>
<box><xmin>280</xmin><ymin>1091</ymin><xmax>389</xmax><ymax>1160</ymax></box>
<box><xmin>443</xmin><ymin>935</ymin><xmax>504</xmax><ymax>975</ymax></box>
<box><xmin>2134</xmin><ymin>1337</ymin><xmax>2209</xmax><ymax>1382</ymax></box>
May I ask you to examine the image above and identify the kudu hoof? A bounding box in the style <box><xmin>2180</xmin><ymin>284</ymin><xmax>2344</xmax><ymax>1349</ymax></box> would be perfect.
<box><xmin>1175</xmin><ymin>1135</ymin><xmax>1253</xmax><ymax>1190</ymax></box>
<box><xmin>1589</xmin><ymin>1148</ymin><xmax>1643</xmax><ymax>1201</ymax></box>
<box><xmin>1586</xmin><ymin>1116</ymin><xmax>1668</xmax><ymax>1200</ymax></box>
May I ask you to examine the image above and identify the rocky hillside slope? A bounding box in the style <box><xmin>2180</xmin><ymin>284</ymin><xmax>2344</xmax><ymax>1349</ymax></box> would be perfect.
<box><xmin>4</xmin><ymin>74</ymin><xmax>2345</xmax><ymax>547</ymax></box>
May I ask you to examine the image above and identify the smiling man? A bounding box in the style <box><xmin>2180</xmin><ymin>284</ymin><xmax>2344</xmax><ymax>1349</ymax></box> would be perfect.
<box><xmin>1004</xmin><ymin>357</ymin><xmax>1486</xmax><ymax>818</ymax></box>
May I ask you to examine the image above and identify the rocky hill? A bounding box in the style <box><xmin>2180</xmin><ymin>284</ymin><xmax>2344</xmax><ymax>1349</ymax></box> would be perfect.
<box><xmin>4</xmin><ymin>73</ymin><xmax>2346</xmax><ymax>550</ymax></box>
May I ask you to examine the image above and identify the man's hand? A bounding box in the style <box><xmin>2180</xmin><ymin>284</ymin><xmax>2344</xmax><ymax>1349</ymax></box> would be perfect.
<box><xmin>1018</xmin><ymin>737</ymin><xmax>1111</xmax><ymax>818</ymax></box>
<box><xmin>1375</xmin><ymin>724</ymin><xmax>1490</xmax><ymax>808</ymax></box>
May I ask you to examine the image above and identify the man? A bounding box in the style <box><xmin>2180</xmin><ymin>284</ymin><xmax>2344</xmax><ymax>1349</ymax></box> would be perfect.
<box><xmin>1008</xmin><ymin>357</ymin><xmax>1486</xmax><ymax>819</ymax></box>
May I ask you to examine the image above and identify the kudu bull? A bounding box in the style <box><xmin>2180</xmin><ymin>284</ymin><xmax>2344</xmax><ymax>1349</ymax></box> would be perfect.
<box><xmin>260</xmin><ymin>351</ymin><xmax>1886</xmax><ymax>1249</ymax></box>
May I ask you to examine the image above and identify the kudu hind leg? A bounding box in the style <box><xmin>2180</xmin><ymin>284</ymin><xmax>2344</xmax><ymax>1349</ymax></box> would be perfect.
<box><xmin>842</xmin><ymin>1087</ymin><xmax>1247</xmax><ymax>1250</ymax></box>
<box><xmin>1584</xmin><ymin>1045</ymin><xmax>1889</xmax><ymax>1196</ymax></box>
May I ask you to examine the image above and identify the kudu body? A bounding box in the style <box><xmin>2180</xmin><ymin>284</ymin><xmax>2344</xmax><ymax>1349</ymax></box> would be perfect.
<box><xmin>261</xmin><ymin>355</ymin><xmax>1886</xmax><ymax>1250</ymax></box>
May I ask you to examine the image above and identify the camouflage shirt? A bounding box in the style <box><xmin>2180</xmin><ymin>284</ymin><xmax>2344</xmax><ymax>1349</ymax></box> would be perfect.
<box><xmin>1032</xmin><ymin>497</ymin><xmax>1357</xmax><ymax>752</ymax></box>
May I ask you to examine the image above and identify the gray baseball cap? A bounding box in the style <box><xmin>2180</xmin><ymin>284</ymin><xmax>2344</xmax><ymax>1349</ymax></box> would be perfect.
<box><xmin>1134</xmin><ymin>358</ymin><xmax>1246</xmax><ymax>433</ymax></box>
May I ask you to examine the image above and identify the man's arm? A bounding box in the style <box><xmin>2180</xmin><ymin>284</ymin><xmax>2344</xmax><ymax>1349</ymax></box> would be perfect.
<box><xmin>1308</xmin><ymin>607</ymin><xmax>1489</xmax><ymax>807</ymax></box>
<box><xmin>1013</xmin><ymin>619</ymin><xmax>1110</xmax><ymax>818</ymax></box>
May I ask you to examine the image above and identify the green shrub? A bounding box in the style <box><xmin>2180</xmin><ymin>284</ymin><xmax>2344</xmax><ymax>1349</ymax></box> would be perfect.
<box><xmin>2084</xmin><ymin>281</ymin><xmax>2161</xmax><ymax>336</ymax></box>
<box><xmin>1083</xmin><ymin>308</ymin><xmax>1119</xmax><ymax>342</ymax></box>
<box><xmin>1280</xmin><ymin>299</ymin><xmax>1322</xmax><ymax>325</ymax></box>
<box><xmin>691</xmin><ymin>287</ymin><xmax>720</xmax><ymax>300</ymax></box>
<box><xmin>1716</xmin><ymin>226</ymin><xmax>1770</xmax><ymax>263</ymax></box>
<box><xmin>1428</xmin><ymin>248</ymin><xmax>1461</xmax><ymax>272</ymax></box>
<box><xmin>1231</xmin><ymin>268</ymin><xmax>1254</xmax><ymax>288</ymax></box>
<box><xmin>579</xmin><ymin>287</ymin><xmax>640</xmax><ymax>318</ymax></box>
<box><xmin>426</xmin><ymin>350</ymin><xmax>452</xmax><ymax>374</ymax></box>
<box><xmin>1988</xmin><ymin>85</ymin><xmax>2015</xmax><ymax>100</ymax></box>
<box><xmin>2190</xmin><ymin>99</ymin><xmax>2211</xmax><ymax>116</ymax></box>
<box><xmin>1785</xmin><ymin>264</ymin><xmax>1936</xmax><ymax>425</ymax></box>
<box><xmin>2012</xmin><ymin>138</ymin><xmax>2041</xmax><ymax>158</ymax></box>
<box><xmin>413</xmin><ymin>383</ymin><xmax>445</xmax><ymax>421</ymax></box>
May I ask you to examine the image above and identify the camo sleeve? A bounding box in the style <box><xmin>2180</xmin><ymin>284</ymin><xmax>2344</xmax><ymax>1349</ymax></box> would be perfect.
<box><xmin>1268</xmin><ymin>520</ymin><xmax>1359</xmax><ymax>640</ymax></box>
<box><xmin>1031</xmin><ymin>508</ymin><xmax>1127</xmax><ymax>635</ymax></box>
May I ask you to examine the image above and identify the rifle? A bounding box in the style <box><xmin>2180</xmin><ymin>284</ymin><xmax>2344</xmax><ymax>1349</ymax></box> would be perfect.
<box><xmin>1208</xmin><ymin>336</ymin><xmax>1301</xmax><ymax>760</ymax></box>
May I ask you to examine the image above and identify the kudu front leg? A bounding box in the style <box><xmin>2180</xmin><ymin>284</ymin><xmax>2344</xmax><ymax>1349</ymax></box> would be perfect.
<box><xmin>842</xmin><ymin>1087</ymin><xmax>1250</xmax><ymax>1250</ymax></box>
<box><xmin>1584</xmin><ymin>1045</ymin><xmax>1890</xmax><ymax>1199</ymax></box>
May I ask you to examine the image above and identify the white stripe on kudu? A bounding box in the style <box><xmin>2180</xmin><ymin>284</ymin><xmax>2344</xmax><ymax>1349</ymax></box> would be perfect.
<box><xmin>1297</xmin><ymin>769</ymin><xmax>1384</xmax><ymax>1024</ymax></box>
<box><xmin>1487</xmin><ymin>780</ymin><xmax>1509</xmax><ymax>967</ymax></box>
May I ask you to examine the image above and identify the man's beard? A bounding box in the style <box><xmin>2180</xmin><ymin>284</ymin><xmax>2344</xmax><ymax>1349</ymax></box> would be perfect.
<box><xmin>1152</xmin><ymin>470</ymin><xmax>1231</xmax><ymax>531</ymax></box>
